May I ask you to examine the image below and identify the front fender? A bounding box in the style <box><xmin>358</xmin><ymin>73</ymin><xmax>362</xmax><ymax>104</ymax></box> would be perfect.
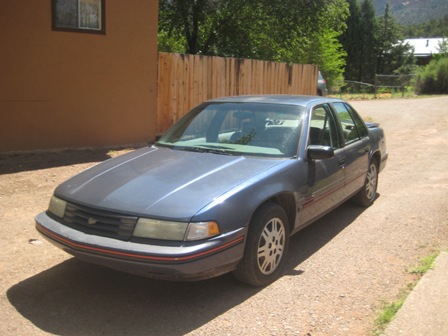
<box><xmin>191</xmin><ymin>159</ymin><xmax>307</xmax><ymax>233</ymax></box>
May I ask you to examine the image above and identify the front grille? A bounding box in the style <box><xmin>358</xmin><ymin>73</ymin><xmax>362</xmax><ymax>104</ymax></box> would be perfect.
<box><xmin>60</xmin><ymin>203</ymin><xmax>138</xmax><ymax>241</ymax></box>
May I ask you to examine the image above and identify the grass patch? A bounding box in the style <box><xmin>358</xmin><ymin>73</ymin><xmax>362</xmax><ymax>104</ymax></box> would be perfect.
<box><xmin>372</xmin><ymin>251</ymin><xmax>440</xmax><ymax>335</ymax></box>
<box><xmin>375</xmin><ymin>295</ymin><xmax>407</xmax><ymax>331</ymax></box>
<box><xmin>407</xmin><ymin>252</ymin><xmax>439</xmax><ymax>275</ymax></box>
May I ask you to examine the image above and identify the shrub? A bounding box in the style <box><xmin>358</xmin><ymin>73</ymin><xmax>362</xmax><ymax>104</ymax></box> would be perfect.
<box><xmin>416</xmin><ymin>58</ymin><xmax>448</xmax><ymax>94</ymax></box>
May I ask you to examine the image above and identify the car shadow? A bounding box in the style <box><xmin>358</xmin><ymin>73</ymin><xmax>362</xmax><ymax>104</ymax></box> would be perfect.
<box><xmin>7</xmin><ymin>202</ymin><xmax>369</xmax><ymax>335</ymax></box>
<box><xmin>284</xmin><ymin>201</ymin><xmax>371</xmax><ymax>274</ymax></box>
<box><xmin>7</xmin><ymin>259</ymin><xmax>258</xmax><ymax>336</ymax></box>
<box><xmin>0</xmin><ymin>145</ymin><xmax>145</xmax><ymax>174</ymax></box>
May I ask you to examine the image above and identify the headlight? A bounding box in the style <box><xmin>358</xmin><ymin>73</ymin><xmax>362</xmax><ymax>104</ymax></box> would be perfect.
<box><xmin>48</xmin><ymin>196</ymin><xmax>67</xmax><ymax>218</ymax></box>
<box><xmin>133</xmin><ymin>218</ymin><xmax>188</xmax><ymax>240</ymax></box>
<box><xmin>133</xmin><ymin>218</ymin><xmax>220</xmax><ymax>241</ymax></box>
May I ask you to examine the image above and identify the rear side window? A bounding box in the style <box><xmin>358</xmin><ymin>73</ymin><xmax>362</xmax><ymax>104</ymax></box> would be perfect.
<box><xmin>332</xmin><ymin>103</ymin><xmax>368</xmax><ymax>144</ymax></box>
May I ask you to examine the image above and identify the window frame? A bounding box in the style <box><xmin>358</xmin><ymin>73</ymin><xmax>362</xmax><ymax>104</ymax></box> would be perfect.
<box><xmin>332</xmin><ymin>102</ymin><xmax>368</xmax><ymax>145</ymax></box>
<box><xmin>345</xmin><ymin>103</ymin><xmax>368</xmax><ymax>138</ymax></box>
<box><xmin>309</xmin><ymin>104</ymin><xmax>343</xmax><ymax>149</ymax></box>
<box><xmin>51</xmin><ymin>0</ymin><xmax>106</xmax><ymax>35</ymax></box>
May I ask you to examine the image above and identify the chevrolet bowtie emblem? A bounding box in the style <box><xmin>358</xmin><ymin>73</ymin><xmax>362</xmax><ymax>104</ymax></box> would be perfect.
<box><xmin>87</xmin><ymin>217</ymin><xmax>98</xmax><ymax>225</ymax></box>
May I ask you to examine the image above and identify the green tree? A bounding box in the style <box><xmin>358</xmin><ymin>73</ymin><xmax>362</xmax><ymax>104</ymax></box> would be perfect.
<box><xmin>359</xmin><ymin>0</ymin><xmax>378</xmax><ymax>83</ymax></box>
<box><xmin>376</xmin><ymin>3</ymin><xmax>415</xmax><ymax>75</ymax></box>
<box><xmin>340</xmin><ymin>0</ymin><xmax>377</xmax><ymax>83</ymax></box>
<box><xmin>435</xmin><ymin>38</ymin><xmax>448</xmax><ymax>59</ymax></box>
<box><xmin>340</xmin><ymin>0</ymin><xmax>415</xmax><ymax>87</ymax></box>
<box><xmin>271</xmin><ymin>0</ymin><xmax>348</xmax><ymax>87</ymax></box>
<box><xmin>158</xmin><ymin>0</ymin><xmax>349</xmax><ymax>89</ymax></box>
<box><xmin>377</xmin><ymin>3</ymin><xmax>398</xmax><ymax>74</ymax></box>
<box><xmin>339</xmin><ymin>0</ymin><xmax>362</xmax><ymax>81</ymax></box>
<box><xmin>158</xmin><ymin>0</ymin><xmax>244</xmax><ymax>55</ymax></box>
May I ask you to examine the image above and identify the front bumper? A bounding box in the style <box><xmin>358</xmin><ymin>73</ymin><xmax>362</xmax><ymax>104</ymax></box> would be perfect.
<box><xmin>35</xmin><ymin>212</ymin><xmax>246</xmax><ymax>281</ymax></box>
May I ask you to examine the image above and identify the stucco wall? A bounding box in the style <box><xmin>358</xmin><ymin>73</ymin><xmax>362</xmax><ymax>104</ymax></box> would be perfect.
<box><xmin>0</xmin><ymin>1</ymin><xmax>159</xmax><ymax>152</ymax></box>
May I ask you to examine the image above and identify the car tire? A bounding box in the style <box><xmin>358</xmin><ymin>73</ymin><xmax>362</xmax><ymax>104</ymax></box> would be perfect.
<box><xmin>352</xmin><ymin>159</ymin><xmax>379</xmax><ymax>207</ymax></box>
<box><xmin>233</xmin><ymin>203</ymin><xmax>290</xmax><ymax>286</ymax></box>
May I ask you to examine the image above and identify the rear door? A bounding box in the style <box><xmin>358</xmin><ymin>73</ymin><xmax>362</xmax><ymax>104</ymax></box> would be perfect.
<box><xmin>331</xmin><ymin>102</ymin><xmax>370</xmax><ymax>196</ymax></box>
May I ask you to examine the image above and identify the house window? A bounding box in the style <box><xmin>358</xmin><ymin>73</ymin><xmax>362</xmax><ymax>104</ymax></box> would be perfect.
<box><xmin>52</xmin><ymin>0</ymin><xmax>105</xmax><ymax>34</ymax></box>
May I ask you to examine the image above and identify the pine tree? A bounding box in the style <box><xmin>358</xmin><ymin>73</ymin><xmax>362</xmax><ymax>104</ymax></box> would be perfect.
<box><xmin>339</xmin><ymin>0</ymin><xmax>362</xmax><ymax>81</ymax></box>
<box><xmin>359</xmin><ymin>0</ymin><xmax>378</xmax><ymax>83</ymax></box>
<box><xmin>377</xmin><ymin>2</ymin><xmax>415</xmax><ymax>76</ymax></box>
<box><xmin>377</xmin><ymin>3</ymin><xmax>400</xmax><ymax>74</ymax></box>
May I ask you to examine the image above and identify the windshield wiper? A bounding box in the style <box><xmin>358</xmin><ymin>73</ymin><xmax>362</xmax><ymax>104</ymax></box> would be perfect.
<box><xmin>169</xmin><ymin>146</ymin><xmax>207</xmax><ymax>153</ymax></box>
<box><xmin>162</xmin><ymin>144</ymin><xmax>237</xmax><ymax>155</ymax></box>
<box><xmin>195</xmin><ymin>144</ymin><xmax>237</xmax><ymax>155</ymax></box>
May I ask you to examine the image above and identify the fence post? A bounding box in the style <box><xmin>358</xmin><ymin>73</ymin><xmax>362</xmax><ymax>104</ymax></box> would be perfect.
<box><xmin>374</xmin><ymin>75</ymin><xmax>377</xmax><ymax>99</ymax></box>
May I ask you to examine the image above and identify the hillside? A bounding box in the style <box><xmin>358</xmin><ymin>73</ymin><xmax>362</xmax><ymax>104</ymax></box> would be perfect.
<box><xmin>372</xmin><ymin>0</ymin><xmax>448</xmax><ymax>25</ymax></box>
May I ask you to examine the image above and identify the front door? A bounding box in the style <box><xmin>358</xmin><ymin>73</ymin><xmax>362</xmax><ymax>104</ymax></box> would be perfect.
<box><xmin>299</xmin><ymin>104</ymin><xmax>346</xmax><ymax>226</ymax></box>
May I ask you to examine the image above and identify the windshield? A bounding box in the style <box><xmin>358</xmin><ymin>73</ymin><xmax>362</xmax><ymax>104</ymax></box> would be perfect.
<box><xmin>157</xmin><ymin>102</ymin><xmax>305</xmax><ymax>158</ymax></box>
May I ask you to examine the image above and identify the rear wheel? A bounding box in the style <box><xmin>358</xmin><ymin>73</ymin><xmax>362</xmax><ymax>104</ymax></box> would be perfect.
<box><xmin>233</xmin><ymin>203</ymin><xmax>289</xmax><ymax>286</ymax></box>
<box><xmin>352</xmin><ymin>159</ymin><xmax>378</xmax><ymax>207</ymax></box>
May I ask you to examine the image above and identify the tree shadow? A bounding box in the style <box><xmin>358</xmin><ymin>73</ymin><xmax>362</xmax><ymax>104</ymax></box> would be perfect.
<box><xmin>0</xmin><ymin>145</ymin><xmax>146</xmax><ymax>175</ymax></box>
<box><xmin>7</xmin><ymin>202</ymin><xmax>369</xmax><ymax>335</ymax></box>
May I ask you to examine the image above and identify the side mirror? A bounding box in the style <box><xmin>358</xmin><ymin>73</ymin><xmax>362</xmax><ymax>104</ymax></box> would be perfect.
<box><xmin>307</xmin><ymin>145</ymin><xmax>334</xmax><ymax>160</ymax></box>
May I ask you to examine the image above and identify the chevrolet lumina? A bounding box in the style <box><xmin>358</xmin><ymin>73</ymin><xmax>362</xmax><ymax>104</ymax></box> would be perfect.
<box><xmin>36</xmin><ymin>95</ymin><xmax>387</xmax><ymax>286</ymax></box>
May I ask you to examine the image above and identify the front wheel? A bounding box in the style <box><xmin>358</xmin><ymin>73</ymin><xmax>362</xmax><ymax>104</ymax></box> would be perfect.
<box><xmin>233</xmin><ymin>203</ymin><xmax>289</xmax><ymax>286</ymax></box>
<box><xmin>352</xmin><ymin>159</ymin><xmax>378</xmax><ymax>207</ymax></box>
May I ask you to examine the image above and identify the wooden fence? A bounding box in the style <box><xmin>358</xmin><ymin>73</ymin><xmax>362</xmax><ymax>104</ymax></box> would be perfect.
<box><xmin>157</xmin><ymin>53</ymin><xmax>318</xmax><ymax>132</ymax></box>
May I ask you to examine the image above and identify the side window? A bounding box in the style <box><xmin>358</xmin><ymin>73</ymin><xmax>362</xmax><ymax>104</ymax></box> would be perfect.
<box><xmin>346</xmin><ymin>104</ymin><xmax>368</xmax><ymax>138</ymax></box>
<box><xmin>332</xmin><ymin>102</ymin><xmax>367</xmax><ymax>144</ymax></box>
<box><xmin>310</xmin><ymin>104</ymin><xmax>341</xmax><ymax>149</ymax></box>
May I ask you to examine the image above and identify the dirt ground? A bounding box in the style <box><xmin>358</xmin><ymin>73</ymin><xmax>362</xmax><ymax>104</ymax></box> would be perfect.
<box><xmin>1</xmin><ymin>96</ymin><xmax>447</xmax><ymax>336</ymax></box>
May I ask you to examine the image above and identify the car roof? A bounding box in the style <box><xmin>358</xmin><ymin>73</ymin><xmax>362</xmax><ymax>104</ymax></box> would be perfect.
<box><xmin>206</xmin><ymin>95</ymin><xmax>342</xmax><ymax>106</ymax></box>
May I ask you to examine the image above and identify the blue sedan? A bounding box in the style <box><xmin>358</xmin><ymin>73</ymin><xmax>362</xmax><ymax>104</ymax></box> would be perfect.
<box><xmin>36</xmin><ymin>95</ymin><xmax>387</xmax><ymax>286</ymax></box>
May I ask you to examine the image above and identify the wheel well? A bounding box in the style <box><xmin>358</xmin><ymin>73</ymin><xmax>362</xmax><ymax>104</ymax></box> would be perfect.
<box><xmin>260</xmin><ymin>193</ymin><xmax>296</xmax><ymax>235</ymax></box>
<box><xmin>372</xmin><ymin>151</ymin><xmax>381</xmax><ymax>168</ymax></box>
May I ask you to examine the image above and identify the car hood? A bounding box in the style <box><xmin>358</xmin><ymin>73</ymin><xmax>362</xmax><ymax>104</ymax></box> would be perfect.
<box><xmin>55</xmin><ymin>146</ymin><xmax>284</xmax><ymax>220</ymax></box>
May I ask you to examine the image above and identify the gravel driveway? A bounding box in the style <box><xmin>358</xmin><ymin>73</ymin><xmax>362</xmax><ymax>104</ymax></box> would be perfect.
<box><xmin>1</xmin><ymin>96</ymin><xmax>447</xmax><ymax>335</ymax></box>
